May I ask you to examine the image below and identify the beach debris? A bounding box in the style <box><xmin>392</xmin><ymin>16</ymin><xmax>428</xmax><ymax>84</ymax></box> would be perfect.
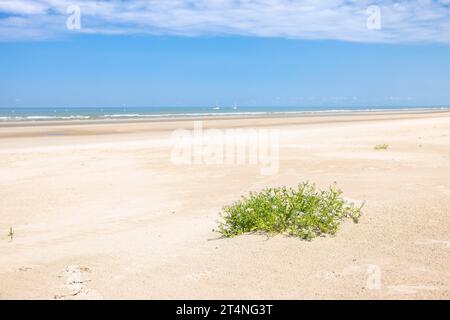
<box><xmin>18</xmin><ymin>266</ymin><xmax>32</xmax><ymax>272</ymax></box>
<box><xmin>54</xmin><ymin>265</ymin><xmax>93</xmax><ymax>300</ymax></box>
<box><xmin>8</xmin><ymin>226</ymin><xmax>13</xmax><ymax>241</ymax></box>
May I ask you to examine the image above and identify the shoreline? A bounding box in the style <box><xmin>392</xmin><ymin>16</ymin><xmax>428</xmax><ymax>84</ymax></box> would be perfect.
<box><xmin>1</xmin><ymin>108</ymin><xmax>450</xmax><ymax>129</ymax></box>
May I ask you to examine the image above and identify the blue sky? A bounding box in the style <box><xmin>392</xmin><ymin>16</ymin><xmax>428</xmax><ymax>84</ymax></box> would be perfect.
<box><xmin>1</xmin><ymin>1</ymin><xmax>450</xmax><ymax>108</ymax></box>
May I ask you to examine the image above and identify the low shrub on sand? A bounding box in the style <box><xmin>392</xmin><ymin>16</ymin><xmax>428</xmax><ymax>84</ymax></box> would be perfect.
<box><xmin>374</xmin><ymin>144</ymin><xmax>389</xmax><ymax>150</ymax></box>
<box><xmin>218</xmin><ymin>182</ymin><xmax>362</xmax><ymax>240</ymax></box>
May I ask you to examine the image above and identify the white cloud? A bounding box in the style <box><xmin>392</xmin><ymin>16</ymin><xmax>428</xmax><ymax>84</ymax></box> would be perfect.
<box><xmin>0</xmin><ymin>0</ymin><xmax>48</xmax><ymax>15</ymax></box>
<box><xmin>0</xmin><ymin>0</ymin><xmax>449</xmax><ymax>42</ymax></box>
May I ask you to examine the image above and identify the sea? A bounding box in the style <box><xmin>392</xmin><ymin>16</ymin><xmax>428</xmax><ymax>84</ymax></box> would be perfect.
<box><xmin>0</xmin><ymin>106</ymin><xmax>449</xmax><ymax>122</ymax></box>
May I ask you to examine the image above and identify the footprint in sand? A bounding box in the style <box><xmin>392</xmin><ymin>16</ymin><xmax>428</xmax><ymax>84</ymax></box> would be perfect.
<box><xmin>54</xmin><ymin>265</ymin><xmax>102</xmax><ymax>300</ymax></box>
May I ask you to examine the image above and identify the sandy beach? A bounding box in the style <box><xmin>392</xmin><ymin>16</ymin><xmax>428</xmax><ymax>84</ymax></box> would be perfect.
<box><xmin>1</xmin><ymin>110</ymin><xmax>450</xmax><ymax>300</ymax></box>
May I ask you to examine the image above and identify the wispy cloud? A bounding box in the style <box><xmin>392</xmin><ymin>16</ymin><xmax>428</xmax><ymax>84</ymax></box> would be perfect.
<box><xmin>0</xmin><ymin>0</ymin><xmax>449</xmax><ymax>42</ymax></box>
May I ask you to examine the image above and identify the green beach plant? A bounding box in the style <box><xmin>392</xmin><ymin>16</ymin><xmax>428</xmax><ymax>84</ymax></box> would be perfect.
<box><xmin>374</xmin><ymin>143</ymin><xmax>389</xmax><ymax>150</ymax></box>
<box><xmin>218</xmin><ymin>182</ymin><xmax>362</xmax><ymax>240</ymax></box>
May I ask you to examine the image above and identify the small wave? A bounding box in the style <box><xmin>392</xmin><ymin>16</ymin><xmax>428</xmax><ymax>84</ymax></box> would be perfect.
<box><xmin>100</xmin><ymin>114</ymin><xmax>142</xmax><ymax>118</ymax></box>
<box><xmin>59</xmin><ymin>115</ymin><xmax>91</xmax><ymax>120</ymax></box>
<box><xmin>0</xmin><ymin>116</ymin><xmax>25</xmax><ymax>121</ymax></box>
<box><xmin>27</xmin><ymin>116</ymin><xmax>60</xmax><ymax>120</ymax></box>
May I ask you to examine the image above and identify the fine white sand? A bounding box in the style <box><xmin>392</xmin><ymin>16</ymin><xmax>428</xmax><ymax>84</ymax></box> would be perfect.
<box><xmin>1</xmin><ymin>111</ymin><xmax>450</xmax><ymax>299</ymax></box>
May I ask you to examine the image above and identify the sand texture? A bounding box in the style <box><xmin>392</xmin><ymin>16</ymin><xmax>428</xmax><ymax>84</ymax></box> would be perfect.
<box><xmin>1</xmin><ymin>111</ymin><xmax>450</xmax><ymax>299</ymax></box>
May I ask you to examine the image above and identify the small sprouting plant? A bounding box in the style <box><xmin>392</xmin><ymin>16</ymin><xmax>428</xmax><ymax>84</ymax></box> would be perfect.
<box><xmin>374</xmin><ymin>144</ymin><xmax>389</xmax><ymax>150</ymax></box>
<box><xmin>8</xmin><ymin>226</ymin><xmax>14</xmax><ymax>241</ymax></box>
<box><xmin>218</xmin><ymin>182</ymin><xmax>362</xmax><ymax>240</ymax></box>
